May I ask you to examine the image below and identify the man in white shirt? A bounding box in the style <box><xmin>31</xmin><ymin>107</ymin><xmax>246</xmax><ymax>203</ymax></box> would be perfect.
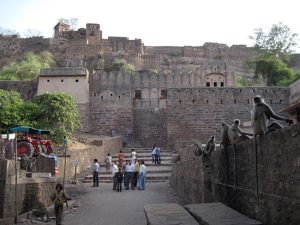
<box><xmin>92</xmin><ymin>159</ymin><xmax>100</xmax><ymax>187</ymax></box>
<box><xmin>125</xmin><ymin>161</ymin><xmax>135</xmax><ymax>190</ymax></box>
<box><xmin>138</xmin><ymin>160</ymin><xmax>147</xmax><ymax>190</ymax></box>
<box><xmin>112</xmin><ymin>161</ymin><xmax>118</xmax><ymax>190</ymax></box>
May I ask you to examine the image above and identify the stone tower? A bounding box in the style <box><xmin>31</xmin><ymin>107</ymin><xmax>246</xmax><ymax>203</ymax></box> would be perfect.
<box><xmin>54</xmin><ymin>22</ymin><xmax>70</xmax><ymax>38</ymax></box>
<box><xmin>86</xmin><ymin>23</ymin><xmax>102</xmax><ymax>45</ymax></box>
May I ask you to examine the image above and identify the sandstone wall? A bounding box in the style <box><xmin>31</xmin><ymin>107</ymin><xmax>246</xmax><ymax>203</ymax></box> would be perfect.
<box><xmin>56</xmin><ymin>136</ymin><xmax>122</xmax><ymax>180</ymax></box>
<box><xmin>169</xmin><ymin>124</ymin><xmax>300</xmax><ymax>225</ymax></box>
<box><xmin>213</xmin><ymin>124</ymin><xmax>300</xmax><ymax>225</ymax></box>
<box><xmin>0</xmin><ymin>160</ymin><xmax>61</xmax><ymax>222</ymax></box>
<box><xmin>166</xmin><ymin>87</ymin><xmax>289</xmax><ymax>150</ymax></box>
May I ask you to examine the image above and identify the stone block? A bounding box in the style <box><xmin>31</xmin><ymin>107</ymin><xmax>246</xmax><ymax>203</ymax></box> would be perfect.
<box><xmin>144</xmin><ymin>203</ymin><xmax>198</xmax><ymax>225</ymax></box>
<box><xmin>185</xmin><ymin>202</ymin><xmax>263</xmax><ymax>225</ymax></box>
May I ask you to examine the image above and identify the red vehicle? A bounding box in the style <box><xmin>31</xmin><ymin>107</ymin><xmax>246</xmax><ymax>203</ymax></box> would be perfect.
<box><xmin>10</xmin><ymin>126</ymin><xmax>52</xmax><ymax>156</ymax></box>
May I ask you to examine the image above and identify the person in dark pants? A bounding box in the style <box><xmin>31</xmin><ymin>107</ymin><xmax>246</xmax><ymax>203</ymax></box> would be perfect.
<box><xmin>92</xmin><ymin>159</ymin><xmax>100</xmax><ymax>187</ymax></box>
<box><xmin>51</xmin><ymin>183</ymin><xmax>67</xmax><ymax>225</ymax></box>
<box><xmin>116</xmin><ymin>168</ymin><xmax>124</xmax><ymax>192</ymax></box>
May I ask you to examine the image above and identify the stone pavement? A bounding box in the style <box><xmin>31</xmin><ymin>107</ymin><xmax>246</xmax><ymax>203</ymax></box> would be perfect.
<box><xmin>49</xmin><ymin>182</ymin><xmax>181</xmax><ymax>225</ymax></box>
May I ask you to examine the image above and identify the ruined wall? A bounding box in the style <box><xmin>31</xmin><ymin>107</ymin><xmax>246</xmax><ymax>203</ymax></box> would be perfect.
<box><xmin>0</xmin><ymin>80</ymin><xmax>38</xmax><ymax>100</ymax></box>
<box><xmin>166</xmin><ymin>87</ymin><xmax>289</xmax><ymax>150</ymax></box>
<box><xmin>213</xmin><ymin>124</ymin><xmax>300</xmax><ymax>225</ymax></box>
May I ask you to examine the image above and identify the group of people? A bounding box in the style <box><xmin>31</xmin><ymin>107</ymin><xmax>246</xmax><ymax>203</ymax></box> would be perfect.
<box><xmin>91</xmin><ymin>149</ymin><xmax>147</xmax><ymax>191</ymax></box>
<box><xmin>151</xmin><ymin>144</ymin><xmax>161</xmax><ymax>164</ymax></box>
<box><xmin>112</xmin><ymin>159</ymin><xmax>147</xmax><ymax>192</ymax></box>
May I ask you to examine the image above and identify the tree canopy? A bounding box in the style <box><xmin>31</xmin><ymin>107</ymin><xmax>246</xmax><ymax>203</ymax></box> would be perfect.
<box><xmin>0</xmin><ymin>90</ymin><xmax>80</xmax><ymax>142</ymax></box>
<box><xmin>249</xmin><ymin>22</ymin><xmax>299</xmax><ymax>86</ymax></box>
<box><xmin>0</xmin><ymin>51</ymin><xmax>55</xmax><ymax>80</ymax></box>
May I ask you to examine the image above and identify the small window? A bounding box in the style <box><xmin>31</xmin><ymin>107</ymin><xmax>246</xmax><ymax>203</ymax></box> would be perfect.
<box><xmin>135</xmin><ymin>90</ymin><xmax>142</xmax><ymax>99</ymax></box>
<box><xmin>220</xmin><ymin>82</ymin><xmax>224</xmax><ymax>87</ymax></box>
<box><xmin>47</xmin><ymin>80</ymin><xmax>50</xmax><ymax>82</ymax></box>
<box><xmin>76</xmin><ymin>79</ymin><xmax>79</xmax><ymax>82</ymax></box>
<box><xmin>213</xmin><ymin>82</ymin><xmax>217</xmax><ymax>87</ymax></box>
<box><xmin>161</xmin><ymin>90</ymin><xmax>167</xmax><ymax>99</ymax></box>
<box><xmin>61</xmin><ymin>79</ymin><xmax>64</xmax><ymax>82</ymax></box>
<box><xmin>206</xmin><ymin>82</ymin><xmax>210</xmax><ymax>87</ymax></box>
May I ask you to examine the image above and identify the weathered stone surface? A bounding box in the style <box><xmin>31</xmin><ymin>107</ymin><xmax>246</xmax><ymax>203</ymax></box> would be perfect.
<box><xmin>185</xmin><ymin>202</ymin><xmax>262</xmax><ymax>225</ymax></box>
<box><xmin>144</xmin><ymin>203</ymin><xmax>198</xmax><ymax>225</ymax></box>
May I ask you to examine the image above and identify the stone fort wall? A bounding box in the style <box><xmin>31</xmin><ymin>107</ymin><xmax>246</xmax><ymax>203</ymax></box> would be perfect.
<box><xmin>166</xmin><ymin>87</ymin><xmax>289</xmax><ymax>149</ymax></box>
<box><xmin>170</xmin><ymin>123</ymin><xmax>300</xmax><ymax>225</ymax></box>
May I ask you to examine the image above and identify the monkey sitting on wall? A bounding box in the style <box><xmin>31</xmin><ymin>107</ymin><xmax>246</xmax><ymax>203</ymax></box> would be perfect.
<box><xmin>228</xmin><ymin>119</ymin><xmax>253</xmax><ymax>144</ymax></box>
<box><xmin>193</xmin><ymin>136</ymin><xmax>216</xmax><ymax>157</ymax></box>
<box><xmin>251</xmin><ymin>96</ymin><xmax>293</xmax><ymax>135</ymax></box>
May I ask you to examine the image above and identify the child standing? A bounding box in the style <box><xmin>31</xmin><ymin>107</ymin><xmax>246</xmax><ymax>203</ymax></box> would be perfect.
<box><xmin>116</xmin><ymin>168</ymin><xmax>124</xmax><ymax>192</ymax></box>
<box><xmin>51</xmin><ymin>183</ymin><xmax>67</xmax><ymax>225</ymax></box>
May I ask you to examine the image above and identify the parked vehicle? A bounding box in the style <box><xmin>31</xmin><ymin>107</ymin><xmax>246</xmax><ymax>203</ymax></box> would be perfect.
<box><xmin>10</xmin><ymin>126</ymin><xmax>52</xmax><ymax>157</ymax></box>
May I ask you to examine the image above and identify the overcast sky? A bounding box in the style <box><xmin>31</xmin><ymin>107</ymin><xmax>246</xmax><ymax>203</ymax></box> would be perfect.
<box><xmin>0</xmin><ymin>0</ymin><xmax>299</xmax><ymax>51</ymax></box>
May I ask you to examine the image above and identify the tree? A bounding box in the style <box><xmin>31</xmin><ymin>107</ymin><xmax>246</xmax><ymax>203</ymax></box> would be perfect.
<box><xmin>0</xmin><ymin>89</ymin><xmax>24</xmax><ymax>132</ymax></box>
<box><xmin>254</xmin><ymin>56</ymin><xmax>295</xmax><ymax>86</ymax></box>
<box><xmin>250</xmin><ymin>22</ymin><xmax>298</xmax><ymax>61</ymax></box>
<box><xmin>250</xmin><ymin>23</ymin><xmax>299</xmax><ymax>86</ymax></box>
<box><xmin>32</xmin><ymin>93</ymin><xmax>81</xmax><ymax>135</ymax></box>
<box><xmin>0</xmin><ymin>51</ymin><xmax>55</xmax><ymax>80</ymax></box>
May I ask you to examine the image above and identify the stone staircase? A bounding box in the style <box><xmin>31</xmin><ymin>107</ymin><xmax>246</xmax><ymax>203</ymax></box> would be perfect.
<box><xmin>83</xmin><ymin>147</ymin><xmax>172</xmax><ymax>183</ymax></box>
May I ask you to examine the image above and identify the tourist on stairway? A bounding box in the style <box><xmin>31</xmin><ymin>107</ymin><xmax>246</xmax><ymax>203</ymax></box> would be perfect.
<box><xmin>112</xmin><ymin>161</ymin><xmax>118</xmax><ymax>190</ymax></box>
<box><xmin>138</xmin><ymin>160</ymin><xmax>147</xmax><ymax>190</ymax></box>
<box><xmin>134</xmin><ymin>159</ymin><xmax>140</xmax><ymax>187</ymax></box>
<box><xmin>151</xmin><ymin>144</ymin><xmax>157</xmax><ymax>163</ymax></box>
<box><xmin>131</xmin><ymin>149</ymin><xmax>137</xmax><ymax>164</ymax></box>
<box><xmin>116</xmin><ymin>167</ymin><xmax>124</xmax><ymax>192</ymax></box>
<box><xmin>118</xmin><ymin>150</ymin><xmax>124</xmax><ymax>168</ymax></box>
<box><xmin>92</xmin><ymin>159</ymin><xmax>100</xmax><ymax>187</ymax></box>
<box><xmin>105</xmin><ymin>153</ymin><xmax>112</xmax><ymax>172</ymax></box>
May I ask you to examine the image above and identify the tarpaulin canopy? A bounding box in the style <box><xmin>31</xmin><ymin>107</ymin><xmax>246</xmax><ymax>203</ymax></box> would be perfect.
<box><xmin>10</xmin><ymin>126</ymin><xmax>50</xmax><ymax>135</ymax></box>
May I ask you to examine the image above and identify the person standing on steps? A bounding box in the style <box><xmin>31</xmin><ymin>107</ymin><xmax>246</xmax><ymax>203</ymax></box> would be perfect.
<box><xmin>92</xmin><ymin>159</ymin><xmax>100</xmax><ymax>187</ymax></box>
<box><xmin>138</xmin><ymin>160</ymin><xmax>147</xmax><ymax>190</ymax></box>
<box><xmin>118</xmin><ymin>150</ymin><xmax>124</xmax><ymax>168</ymax></box>
<box><xmin>105</xmin><ymin>153</ymin><xmax>112</xmax><ymax>172</ymax></box>
<box><xmin>155</xmin><ymin>145</ymin><xmax>161</xmax><ymax>164</ymax></box>
<box><xmin>151</xmin><ymin>144</ymin><xmax>157</xmax><ymax>163</ymax></box>
<box><xmin>112</xmin><ymin>161</ymin><xmax>118</xmax><ymax>190</ymax></box>
<box><xmin>131</xmin><ymin>149</ymin><xmax>137</xmax><ymax>165</ymax></box>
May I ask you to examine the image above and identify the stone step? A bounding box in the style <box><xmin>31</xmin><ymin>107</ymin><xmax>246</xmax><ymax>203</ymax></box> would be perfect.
<box><xmin>184</xmin><ymin>202</ymin><xmax>263</xmax><ymax>225</ymax></box>
<box><xmin>144</xmin><ymin>203</ymin><xmax>199</xmax><ymax>225</ymax></box>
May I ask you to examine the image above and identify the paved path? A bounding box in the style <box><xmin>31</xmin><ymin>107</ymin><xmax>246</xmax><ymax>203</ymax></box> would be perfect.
<box><xmin>56</xmin><ymin>182</ymin><xmax>181</xmax><ymax>225</ymax></box>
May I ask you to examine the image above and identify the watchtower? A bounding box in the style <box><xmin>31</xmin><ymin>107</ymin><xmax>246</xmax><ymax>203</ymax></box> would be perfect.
<box><xmin>86</xmin><ymin>23</ymin><xmax>102</xmax><ymax>45</ymax></box>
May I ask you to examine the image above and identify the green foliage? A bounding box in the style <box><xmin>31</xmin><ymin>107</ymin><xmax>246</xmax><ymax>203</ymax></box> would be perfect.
<box><xmin>250</xmin><ymin>22</ymin><xmax>298</xmax><ymax>62</ymax></box>
<box><xmin>50</xmin><ymin>128</ymin><xmax>68</xmax><ymax>145</ymax></box>
<box><xmin>0</xmin><ymin>51</ymin><xmax>55</xmax><ymax>80</ymax></box>
<box><xmin>0</xmin><ymin>89</ymin><xmax>24</xmax><ymax>132</ymax></box>
<box><xmin>32</xmin><ymin>92</ymin><xmax>81</xmax><ymax>134</ymax></box>
<box><xmin>104</xmin><ymin>59</ymin><xmax>136</xmax><ymax>74</ymax></box>
<box><xmin>254</xmin><ymin>56</ymin><xmax>295</xmax><ymax>86</ymax></box>
<box><xmin>249</xmin><ymin>23</ymin><xmax>298</xmax><ymax>86</ymax></box>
